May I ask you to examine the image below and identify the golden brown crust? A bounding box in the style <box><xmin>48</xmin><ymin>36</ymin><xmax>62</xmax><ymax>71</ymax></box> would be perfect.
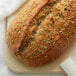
<box><xmin>7</xmin><ymin>0</ymin><xmax>48</xmax><ymax>51</ymax></box>
<box><xmin>23</xmin><ymin>0</ymin><xmax>76</xmax><ymax>66</ymax></box>
<box><xmin>7</xmin><ymin>0</ymin><xmax>76</xmax><ymax>67</ymax></box>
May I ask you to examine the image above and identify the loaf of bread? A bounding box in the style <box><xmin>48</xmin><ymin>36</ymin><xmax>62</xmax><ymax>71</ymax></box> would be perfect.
<box><xmin>6</xmin><ymin>0</ymin><xmax>76</xmax><ymax>67</ymax></box>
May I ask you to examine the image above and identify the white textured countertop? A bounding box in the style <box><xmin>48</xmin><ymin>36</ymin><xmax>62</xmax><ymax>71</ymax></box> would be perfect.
<box><xmin>0</xmin><ymin>20</ymin><xmax>66</xmax><ymax>76</ymax></box>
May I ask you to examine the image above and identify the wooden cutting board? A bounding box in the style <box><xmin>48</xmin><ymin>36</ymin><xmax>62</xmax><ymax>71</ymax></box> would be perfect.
<box><xmin>6</xmin><ymin>2</ymin><xmax>76</xmax><ymax>74</ymax></box>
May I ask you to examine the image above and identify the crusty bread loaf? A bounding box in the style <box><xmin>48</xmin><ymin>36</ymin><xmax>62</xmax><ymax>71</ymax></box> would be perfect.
<box><xmin>6</xmin><ymin>0</ymin><xmax>76</xmax><ymax>67</ymax></box>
